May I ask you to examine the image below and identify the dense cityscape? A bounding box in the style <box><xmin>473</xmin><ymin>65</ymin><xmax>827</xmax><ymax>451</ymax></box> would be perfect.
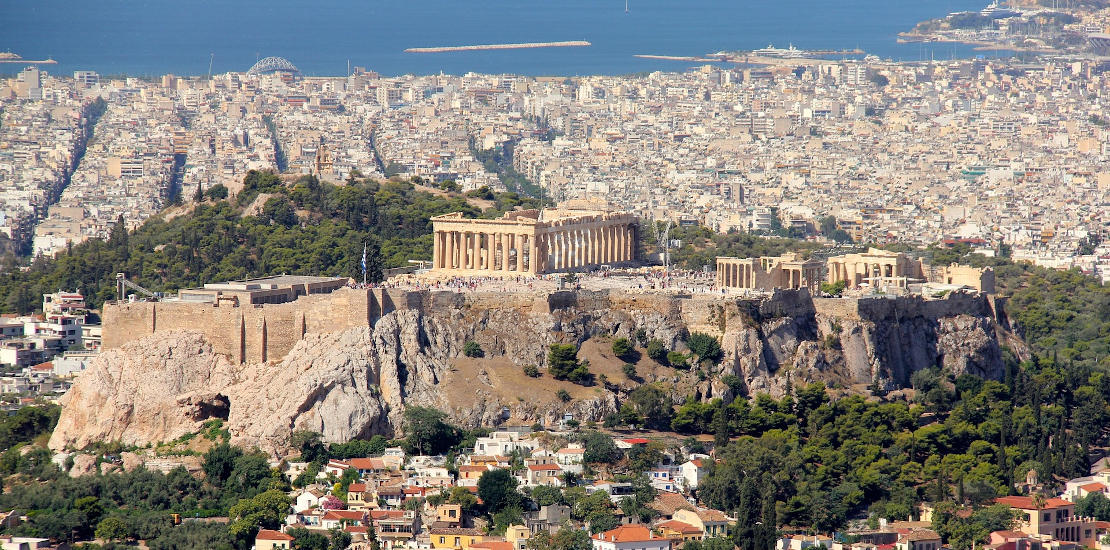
<box><xmin>5</xmin><ymin>1</ymin><xmax>1110</xmax><ymax>549</ymax></box>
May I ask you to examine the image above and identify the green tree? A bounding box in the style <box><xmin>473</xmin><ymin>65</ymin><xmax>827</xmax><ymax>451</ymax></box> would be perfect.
<box><xmin>404</xmin><ymin>406</ymin><xmax>458</xmax><ymax>455</ymax></box>
<box><xmin>463</xmin><ymin>340</ymin><xmax>484</xmax><ymax>358</ymax></box>
<box><xmin>228</xmin><ymin>489</ymin><xmax>292</xmax><ymax>540</ymax></box>
<box><xmin>646</xmin><ymin>339</ymin><xmax>668</xmax><ymax>363</ymax></box>
<box><xmin>202</xmin><ymin>443</ymin><xmax>243</xmax><ymax>487</ymax></box>
<box><xmin>686</xmin><ymin>332</ymin><xmax>722</xmax><ymax>364</ymax></box>
<box><xmin>548</xmin><ymin>344</ymin><xmax>590</xmax><ymax>383</ymax></box>
<box><xmin>478</xmin><ymin>468</ymin><xmax>520</xmax><ymax>514</ymax></box>
<box><xmin>611</xmin><ymin>338</ymin><xmax>635</xmax><ymax>361</ymax></box>
<box><xmin>94</xmin><ymin>516</ymin><xmax>129</xmax><ymax>542</ymax></box>
<box><xmin>580</xmin><ymin>430</ymin><xmax>621</xmax><ymax>464</ymax></box>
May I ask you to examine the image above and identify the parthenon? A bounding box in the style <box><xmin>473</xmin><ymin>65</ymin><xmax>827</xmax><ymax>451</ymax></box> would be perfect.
<box><xmin>430</xmin><ymin>209</ymin><xmax>639</xmax><ymax>275</ymax></box>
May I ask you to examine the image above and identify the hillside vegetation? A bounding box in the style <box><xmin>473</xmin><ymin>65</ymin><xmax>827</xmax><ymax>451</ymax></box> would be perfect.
<box><xmin>0</xmin><ymin>171</ymin><xmax>539</xmax><ymax>311</ymax></box>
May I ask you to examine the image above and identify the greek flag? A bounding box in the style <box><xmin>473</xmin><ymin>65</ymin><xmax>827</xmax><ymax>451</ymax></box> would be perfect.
<box><xmin>361</xmin><ymin>244</ymin><xmax>367</xmax><ymax>284</ymax></box>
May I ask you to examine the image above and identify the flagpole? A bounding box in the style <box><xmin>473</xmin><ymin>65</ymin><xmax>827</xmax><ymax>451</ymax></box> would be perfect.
<box><xmin>361</xmin><ymin>244</ymin><xmax>367</xmax><ymax>286</ymax></box>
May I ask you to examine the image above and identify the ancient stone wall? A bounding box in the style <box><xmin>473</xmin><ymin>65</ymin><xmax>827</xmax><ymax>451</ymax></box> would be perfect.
<box><xmin>102</xmin><ymin>288</ymin><xmax>375</xmax><ymax>363</ymax></box>
<box><xmin>103</xmin><ymin>285</ymin><xmax>1000</xmax><ymax>366</ymax></box>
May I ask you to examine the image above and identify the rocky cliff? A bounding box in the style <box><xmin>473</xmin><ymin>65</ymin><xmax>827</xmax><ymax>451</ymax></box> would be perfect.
<box><xmin>50</xmin><ymin>289</ymin><xmax>1019</xmax><ymax>454</ymax></box>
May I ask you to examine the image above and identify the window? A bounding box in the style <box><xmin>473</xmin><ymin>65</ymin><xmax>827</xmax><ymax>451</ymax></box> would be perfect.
<box><xmin>440</xmin><ymin>536</ymin><xmax>445</xmax><ymax>544</ymax></box>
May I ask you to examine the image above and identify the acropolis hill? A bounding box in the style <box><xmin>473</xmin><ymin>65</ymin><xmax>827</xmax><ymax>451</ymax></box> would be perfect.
<box><xmin>69</xmin><ymin>260</ymin><xmax>1017</xmax><ymax>453</ymax></box>
<box><xmin>61</xmin><ymin>208</ymin><xmax>1011</xmax><ymax>452</ymax></box>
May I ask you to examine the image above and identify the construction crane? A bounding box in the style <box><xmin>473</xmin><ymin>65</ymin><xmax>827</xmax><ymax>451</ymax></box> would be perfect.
<box><xmin>115</xmin><ymin>273</ymin><xmax>157</xmax><ymax>303</ymax></box>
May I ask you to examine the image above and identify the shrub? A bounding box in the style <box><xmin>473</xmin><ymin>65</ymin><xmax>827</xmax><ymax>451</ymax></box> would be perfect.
<box><xmin>646</xmin><ymin>339</ymin><xmax>668</xmax><ymax>364</ymax></box>
<box><xmin>820</xmin><ymin>280</ymin><xmax>847</xmax><ymax>296</ymax></box>
<box><xmin>667</xmin><ymin>351</ymin><xmax>689</xmax><ymax>369</ymax></box>
<box><xmin>556</xmin><ymin>389</ymin><xmax>571</xmax><ymax>402</ymax></box>
<box><xmin>204</xmin><ymin>183</ymin><xmax>229</xmax><ymax>200</ymax></box>
<box><xmin>611</xmin><ymin>337</ymin><xmax>634</xmax><ymax>360</ymax></box>
<box><xmin>463</xmin><ymin>341</ymin><xmax>484</xmax><ymax>358</ymax></box>
<box><xmin>548</xmin><ymin>344</ymin><xmax>580</xmax><ymax>380</ymax></box>
<box><xmin>634</xmin><ymin>328</ymin><xmax>648</xmax><ymax>346</ymax></box>
<box><xmin>622</xmin><ymin>363</ymin><xmax>637</xmax><ymax>379</ymax></box>
<box><xmin>523</xmin><ymin>365</ymin><xmax>540</xmax><ymax>378</ymax></box>
<box><xmin>686</xmin><ymin>332</ymin><xmax>722</xmax><ymax>364</ymax></box>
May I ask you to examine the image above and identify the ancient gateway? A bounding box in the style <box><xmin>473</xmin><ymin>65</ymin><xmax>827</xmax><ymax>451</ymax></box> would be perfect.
<box><xmin>430</xmin><ymin>209</ymin><xmax>639</xmax><ymax>275</ymax></box>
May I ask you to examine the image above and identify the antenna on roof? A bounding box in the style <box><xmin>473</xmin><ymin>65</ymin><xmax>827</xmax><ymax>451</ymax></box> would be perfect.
<box><xmin>208</xmin><ymin>53</ymin><xmax>214</xmax><ymax>80</ymax></box>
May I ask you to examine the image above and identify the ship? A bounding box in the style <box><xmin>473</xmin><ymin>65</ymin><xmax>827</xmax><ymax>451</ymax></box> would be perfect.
<box><xmin>980</xmin><ymin>1</ymin><xmax>1021</xmax><ymax>19</ymax></box>
<box><xmin>751</xmin><ymin>43</ymin><xmax>806</xmax><ymax>58</ymax></box>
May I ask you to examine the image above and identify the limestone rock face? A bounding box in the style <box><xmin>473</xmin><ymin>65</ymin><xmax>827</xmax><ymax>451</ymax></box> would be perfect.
<box><xmin>225</xmin><ymin>329</ymin><xmax>390</xmax><ymax>453</ymax></box>
<box><xmin>49</xmin><ymin>332</ymin><xmax>238</xmax><ymax>451</ymax></box>
<box><xmin>51</xmin><ymin>290</ymin><xmax>1018</xmax><ymax>454</ymax></box>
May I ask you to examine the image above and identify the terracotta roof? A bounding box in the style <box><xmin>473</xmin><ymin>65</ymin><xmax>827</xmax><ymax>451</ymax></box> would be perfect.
<box><xmin>992</xmin><ymin>530</ymin><xmax>1029</xmax><ymax>540</ymax></box>
<box><xmin>901</xmin><ymin>529</ymin><xmax>940</xmax><ymax>542</ymax></box>
<box><xmin>323</xmin><ymin>510</ymin><xmax>366</xmax><ymax>520</ymax></box>
<box><xmin>557</xmin><ymin>447</ymin><xmax>585</xmax><ymax>454</ymax></box>
<box><xmin>650</xmin><ymin>492</ymin><xmax>696</xmax><ymax>515</ymax></box>
<box><xmin>694</xmin><ymin>508</ymin><xmax>730</xmax><ymax>523</ymax></box>
<box><xmin>593</xmin><ymin>525</ymin><xmax>667</xmax><ymax>543</ymax></box>
<box><xmin>994</xmin><ymin>496</ymin><xmax>1072</xmax><ymax>510</ymax></box>
<box><xmin>349</xmin><ymin>457</ymin><xmax>386</xmax><ymax>470</ymax></box>
<box><xmin>256</xmin><ymin>529</ymin><xmax>294</xmax><ymax>541</ymax></box>
<box><xmin>1081</xmin><ymin>482</ymin><xmax>1107</xmax><ymax>492</ymax></box>
<box><xmin>528</xmin><ymin>464</ymin><xmax>562</xmax><ymax>471</ymax></box>
<box><xmin>459</xmin><ymin>465</ymin><xmax>489</xmax><ymax>472</ymax></box>
<box><xmin>657</xmin><ymin>519</ymin><xmax>703</xmax><ymax>535</ymax></box>
<box><xmin>621</xmin><ymin>438</ymin><xmax>650</xmax><ymax>445</ymax></box>
<box><xmin>348</xmin><ymin>483</ymin><xmax>367</xmax><ymax>492</ymax></box>
<box><xmin>345</xmin><ymin>526</ymin><xmax>369</xmax><ymax>534</ymax></box>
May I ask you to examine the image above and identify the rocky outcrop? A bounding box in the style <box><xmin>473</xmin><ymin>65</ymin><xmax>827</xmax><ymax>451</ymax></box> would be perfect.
<box><xmin>51</xmin><ymin>289</ymin><xmax>1018</xmax><ymax>454</ymax></box>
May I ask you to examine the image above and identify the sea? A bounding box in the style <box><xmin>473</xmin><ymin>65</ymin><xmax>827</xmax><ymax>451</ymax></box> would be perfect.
<box><xmin>1</xmin><ymin>0</ymin><xmax>1019</xmax><ymax>78</ymax></box>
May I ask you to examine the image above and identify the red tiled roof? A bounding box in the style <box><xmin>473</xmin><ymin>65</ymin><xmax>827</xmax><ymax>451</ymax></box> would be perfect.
<box><xmin>323</xmin><ymin>510</ymin><xmax>366</xmax><ymax>520</ymax></box>
<box><xmin>349</xmin><ymin>457</ymin><xmax>386</xmax><ymax>470</ymax></box>
<box><xmin>348</xmin><ymin>483</ymin><xmax>367</xmax><ymax>492</ymax></box>
<box><xmin>1081</xmin><ymin>482</ymin><xmax>1107</xmax><ymax>492</ymax></box>
<box><xmin>994</xmin><ymin>496</ymin><xmax>1072</xmax><ymax>510</ymax></box>
<box><xmin>528</xmin><ymin>464</ymin><xmax>561</xmax><ymax>471</ymax></box>
<box><xmin>557</xmin><ymin>447</ymin><xmax>585</xmax><ymax>454</ymax></box>
<box><xmin>257</xmin><ymin>529</ymin><xmax>294</xmax><ymax>541</ymax></box>
<box><xmin>621</xmin><ymin>438</ymin><xmax>650</xmax><ymax>445</ymax></box>
<box><xmin>593</xmin><ymin>524</ymin><xmax>667</xmax><ymax>542</ymax></box>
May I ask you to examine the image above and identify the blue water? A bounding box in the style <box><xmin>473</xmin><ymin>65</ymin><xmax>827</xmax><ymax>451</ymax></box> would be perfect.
<box><xmin>1</xmin><ymin>0</ymin><xmax>1013</xmax><ymax>77</ymax></box>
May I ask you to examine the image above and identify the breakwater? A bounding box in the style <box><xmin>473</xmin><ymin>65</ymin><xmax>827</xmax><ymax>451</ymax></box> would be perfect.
<box><xmin>404</xmin><ymin>40</ymin><xmax>591</xmax><ymax>53</ymax></box>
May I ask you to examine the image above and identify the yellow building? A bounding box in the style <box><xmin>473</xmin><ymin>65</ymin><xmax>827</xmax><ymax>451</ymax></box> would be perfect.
<box><xmin>430</xmin><ymin>527</ymin><xmax>486</xmax><ymax>550</ymax></box>
<box><xmin>255</xmin><ymin>529</ymin><xmax>294</xmax><ymax>550</ymax></box>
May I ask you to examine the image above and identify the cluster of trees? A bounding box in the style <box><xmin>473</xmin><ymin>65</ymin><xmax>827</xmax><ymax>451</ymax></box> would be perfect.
<box><xmin>660</xmin><ymin>223</ymin><xmax>821</xmax><ymax>271</ymax></box>
<box><xmin>0</xmin><ymin>438</ymin><xmax>339</xmax><ymax>549</ymax></box>
<box><xmin>692</xmin><ymin>360</ymin><xmax>1109</xmax><ymax>549</ymax></box>
<box><xmin>0</xmin><ymin>171</ymin><xmax>541</xmax><ymax>313</ymax></box>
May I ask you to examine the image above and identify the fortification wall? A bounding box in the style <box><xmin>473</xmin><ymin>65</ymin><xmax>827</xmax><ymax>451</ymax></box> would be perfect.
<box><xmin>103</xmin><ymin>285</ymin><xmax>1000</xmax><ymax>365</ymax></box>
<box><xmin>102</xmin><ymin>288</ymin><xmax>375</xmax><ymax>363</ymax></box>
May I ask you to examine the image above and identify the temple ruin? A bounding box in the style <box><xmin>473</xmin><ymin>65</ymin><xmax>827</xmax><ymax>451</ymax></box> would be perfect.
<box><xmin>430</xmin><ymin>209</ymin><xmax>639</xmax><ymax>275</ymax></box>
